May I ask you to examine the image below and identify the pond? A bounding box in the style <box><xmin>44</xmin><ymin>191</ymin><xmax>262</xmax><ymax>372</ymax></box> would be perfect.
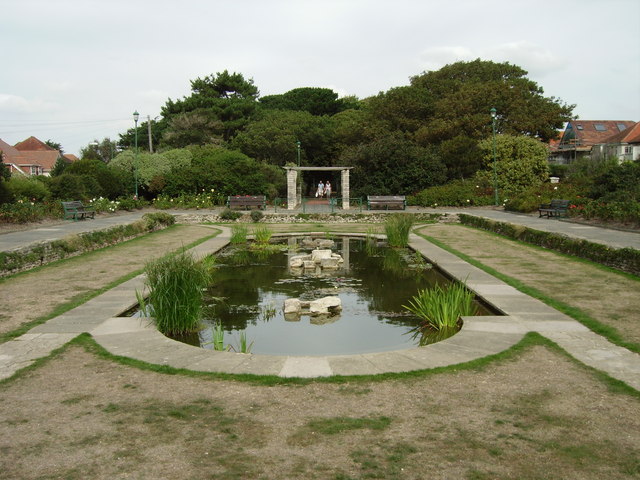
<box><xmin>173</xmin><ymin>235</ymin><xmax>493</xmax><ymax>356</ymax></box>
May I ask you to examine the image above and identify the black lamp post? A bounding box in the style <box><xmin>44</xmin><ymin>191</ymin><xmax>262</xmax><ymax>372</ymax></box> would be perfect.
<box><xmin>490</xmin><ymin>107</ymin><xmax>498</xmax><ymax>206</ymax></box>
<box><xmin>133</xmin><ymin>110</ymin><xmax>139</xmax><ymax>199</ymax></box>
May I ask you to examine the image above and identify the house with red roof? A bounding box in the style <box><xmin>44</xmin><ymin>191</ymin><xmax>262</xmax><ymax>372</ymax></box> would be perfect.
<box><xmin>551</xmin><ymin>120</ymin><xmax>636</xmax><ymax>163</ymax></box>
<box><xmin>0</xmin><ymin>136</ymin><xmax>67</xmax><ymax>176</ymax></box>
<box><xmin>591</xmin><ymin>122</ymin><xmax>640</xmax><ymax>162</ymax></box>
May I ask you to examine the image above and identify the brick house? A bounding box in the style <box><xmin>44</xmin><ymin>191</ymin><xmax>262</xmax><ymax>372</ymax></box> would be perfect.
<box><xmin>0</xmin><ymin>136</ymin><xmax>68</xmax><ymax>176</ymax></box>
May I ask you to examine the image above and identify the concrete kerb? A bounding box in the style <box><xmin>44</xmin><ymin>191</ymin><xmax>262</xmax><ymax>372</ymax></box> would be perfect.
<box><xmin>1</xmin><ymin>224</ymin><xmax>638</xmax><ymax>388</ymax></box>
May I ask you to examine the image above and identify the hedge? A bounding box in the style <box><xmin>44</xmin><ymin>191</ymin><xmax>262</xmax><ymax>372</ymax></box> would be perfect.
<box><xmin>458</xmin><ymin>214</ymin><xmax>640</xmax><ymax>277</ymax></box>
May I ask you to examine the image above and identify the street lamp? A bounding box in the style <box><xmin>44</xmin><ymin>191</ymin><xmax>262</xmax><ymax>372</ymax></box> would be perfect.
<box><xmin>296</xmin><ymin>140</ymin><xmax>301</xmax><ymax>166</ymax></box>
<box><xmin>133</xmin><ymin>110</ymin><xmax>139</xmax><ymax>199</ymax></box>
<box><xmin>490</xmin><ymin>107</ymin><xmax>498</xmax><ymax>206</ymax></box>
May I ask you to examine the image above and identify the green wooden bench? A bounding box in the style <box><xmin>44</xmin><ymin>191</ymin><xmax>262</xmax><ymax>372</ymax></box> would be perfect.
<box><xmin>538</xmin><ymin>199</ymin><xmax>570</xmax><ymax>218</ymax></box>
<box><xmin>226</xmin><ymin>195</ymin><xmax>266</xmax><ymax>210</ymax></box>
<box><xmin>367</xmin><ymin>195</ymin><xmax>406</xmax><ymax>210</ymax></box>
<box><xmin>62</xmin><ymin>201</ymin><xmax>96</xmax><ymax>221</ymax></box>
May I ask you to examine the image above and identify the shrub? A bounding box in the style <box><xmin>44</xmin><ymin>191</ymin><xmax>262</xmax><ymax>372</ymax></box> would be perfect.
<box><xmin>220</xmin><ymin>208</ymin><xmax>242</xmax><ymax>221</ymax></box>
<box><xmin>144</xmin><ymin>250</ymin><xmax>214</xmax><ymax>335</ymax></box>
<box><xmin>409</xmin><ymin>179</ymin><xmax>494</xmax><ymax>207</ymax></box>
<box><xmin>503</xmin><ymin>183</ymin><xmax>583</xmax><ymax>213</ymax></box>
<box><xmin>6</xmin><ymin>176</ymin><xmax>50</xmax><ymax>202</ymax></box>
<box><xmin>250</xmin><ymin>209</ymin><xmax>264</xmax><ymax>222</ymax></box>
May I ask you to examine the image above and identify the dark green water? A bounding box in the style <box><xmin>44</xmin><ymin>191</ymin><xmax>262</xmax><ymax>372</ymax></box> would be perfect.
<box><xmin>185</xmin><ymin>236</ymin><xmax>480</xmax><ymax>356</ymax></box>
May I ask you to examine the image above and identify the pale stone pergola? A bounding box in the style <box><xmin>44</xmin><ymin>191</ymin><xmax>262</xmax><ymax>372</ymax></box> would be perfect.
<box><xmin>282</xmin><ymin>166</ymin><xmax>353</xmax><ymax>210</ymax></box>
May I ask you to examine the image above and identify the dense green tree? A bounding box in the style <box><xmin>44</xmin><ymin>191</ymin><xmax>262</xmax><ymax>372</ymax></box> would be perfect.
<box><xmin>45</xmin><ymin>140</ymin><xmax>63</xmax><ymax>153</ymax></box>
<box><xmin>50</xmin><ymin>157</ymin><xmax>71</xmax><ymax>176</ymax></box>
<box><xmin>340</xmin><ymin>134</ymin><xmax>447</xmax><ymax>197</ymax></box>
<box><xmin>438</xmin><ymin>135</ymin><xmax>483</xmax><ymax>181</ymax></box>
<box><xmin>118</xmin><ymin>118</ymin><xmax>167</xmax><ymax>151</ymax></box>
<box><xmin>65</xmin><ymin>158</ymin><xmax>124</xmax><ymax>199</ymax></box>
<box><xmin>259</xmin><ymin>87</ymin><xmax>352</xmax><ymax>116</ymax></box>
<box><xmin>231</xmin><ymin>110</ymin><xmax>335</xmax><ymax>166</ymax></box>
<box><xmin>410</xmin><ymin>59</ymin><xmax>574</xmax><ymax>143</ymax></box>
<box><xmin>366</xmin><ymin>85</ymin><xmax>434</xmax><ymax>134</ymax></box>
<box><xmin>109</xmin><ymin>148</ymin><xmax>193</xmax><ymax>195</ymax></box>
<box><xmin>162</xmin><ymin>146</ymin><xmax>285</xmax><ymax>198</ymax></box>
<box><xmin>161</xmin><ymin>111</ymin><xmax>224</xmax><ymax>148</ymax></box>
<box><xmin>0</xmin><ymin>153</ymin><xmax>10</xmax><ymax>181</ymax></box>
<box><xmin>80</xmin><ymin>138</ymin><xmax>118</xmax><ymax>163</ymax></box>
<box><xmin>331</xmin><ymin>108</ymin><xmax>386</xmax><ymax>153</ymax></box>
<box><xmin>589</xmin><ymin>160</ymin><xmax>640</xmax><ymax>202</ymax></box>
<box><xmin>161</xmin><ymin>70</ymin><xmax>259</xmax><ymax>142</ymax></box>
<box><xmin>476</xmin><ymin>134</ymin><xmax>550</xmax><ymax>197</ymax></box>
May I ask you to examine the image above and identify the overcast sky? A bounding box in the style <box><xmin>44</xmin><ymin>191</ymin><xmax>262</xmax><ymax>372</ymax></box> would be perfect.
<box><xmin>2</xmin><ymin>0</ymin><xmax>639</xmax><ymax>156</ymax></box>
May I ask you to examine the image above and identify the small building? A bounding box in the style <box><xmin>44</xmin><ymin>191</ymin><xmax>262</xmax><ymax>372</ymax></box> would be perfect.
<box><xmin>0</xmin><ymin>136</ymin><xmax>66</xmax><ymax>176</ymax></box>
<box><xmin>551</xmin><ymin>120</ymin><xmax>636</xmax><ymax>164</ymax></box>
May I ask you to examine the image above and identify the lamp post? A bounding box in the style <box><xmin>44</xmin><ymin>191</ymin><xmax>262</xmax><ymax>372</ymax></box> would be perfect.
<box><xmin>133</xmin><ymin>110</ymin><xmax>139</xmax><ymax>199</ymax></box>
<box><xmin>296</xmin><ymin>140</ymin><xmax>301</xmax><ymax>166</ymax></box>
<box><xmin>490</xmin><ymin>107</ymin><xmax>498</xmax><ymax>206</ymax></box>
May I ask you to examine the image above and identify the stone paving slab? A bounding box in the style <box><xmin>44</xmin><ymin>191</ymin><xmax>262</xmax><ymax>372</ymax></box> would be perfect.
<box><xmin>0</xmin><ymin>333</ymin><xmax>77</xmax><ymax>380</ymax></box>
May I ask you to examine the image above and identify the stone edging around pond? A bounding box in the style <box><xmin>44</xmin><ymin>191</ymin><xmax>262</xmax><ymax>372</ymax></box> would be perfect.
<box><xmin>22</xmin><ymin>228</ymin><xmax>640</xmax><ymax>386</ymax></box>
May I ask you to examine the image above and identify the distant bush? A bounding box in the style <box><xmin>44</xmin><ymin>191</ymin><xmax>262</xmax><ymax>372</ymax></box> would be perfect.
<box><xmin>409</xmin><ymin>179</ymin><xmax>494</xmax><ymax>207</ymax></box>
<box><xmin>503</xmin><ymin>183</ymin><xmax>583</xmax><ymax>213</ymax></box>
<box><xmin>5</xmin><ymin>176</ymin><xmax>50</xmax><ymax>202</ymax></box>
<box><xmin>219</xmin><ymin>208</ymin><xmax>242</xmax><ymax>221</ymax></box>
<box><xmin>250</xmin><ymin>209</ymin><xmax>264</xmax><ymax>222</ymax></box>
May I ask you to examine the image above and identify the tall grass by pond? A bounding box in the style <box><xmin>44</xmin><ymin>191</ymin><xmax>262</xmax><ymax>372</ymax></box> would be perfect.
<box><xmin>385</xmin><ymin>214</ymin><xmax>414</xmax><ymax>247</ymax></box>
<box><xmin>230</xmin><ymin>224</ymin><xmax>248</xmax><ymax>244</ymax></box>
<box><xmin>144</xmin><ymin>250</ymin><xmax>214</xmax><ymax>335</ymax></box>
<box><xmin>252</xmin><ymin>226</ymin><xmax>273</xmax><ymax>245</ymax></box>
<box><xmin>403</xmin><ymin>281</ymin><xmax>477</xmax><ymax>332</ymax></box>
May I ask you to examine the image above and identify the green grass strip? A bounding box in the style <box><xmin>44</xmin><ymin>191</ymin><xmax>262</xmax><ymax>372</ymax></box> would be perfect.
<box><xmin>417</xmin><ymin>230</ymin><xmax>640</xmax><ymax>354</ymax></box>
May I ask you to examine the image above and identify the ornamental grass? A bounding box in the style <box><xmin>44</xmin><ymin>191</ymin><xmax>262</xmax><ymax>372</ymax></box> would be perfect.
<box><xmin>144</xmin><ymin>250</ymin><xmax>214</xmax><ymax>335</ymax></box>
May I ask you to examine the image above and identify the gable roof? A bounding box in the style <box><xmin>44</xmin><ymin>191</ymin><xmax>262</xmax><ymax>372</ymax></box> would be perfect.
<box><xmin>559</xmin><ymin>120</ymin><xmax>636</xmax><ymax>149</ymax></box>
<box><xmin>599</xmin><ymin>121</ymin><xmax>640</xmax><ymax>144</ymax></box>
<box><xmin>14</xmin><ymin>136</ymin><xmax>56</xmax><ymax>152</ymax></box>
<box><xmin>0</xmin><ymin>138</ymin><xmax>21</xmax><ymax>155</ymax></box>
<box><xmin>0</xmin><ymin>136</ymin><xmax>62</xmax><ymax>173</ymax></box>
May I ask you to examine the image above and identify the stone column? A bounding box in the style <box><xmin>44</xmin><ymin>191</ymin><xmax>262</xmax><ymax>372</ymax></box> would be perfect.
<box><xmin>341</xmin><ymin>169</ymin><xmax>350</xmax><ymax>210</ymax></box>
<box><xmin>286</xmin><ymin>168</ymin><xmax>298</xmax><ymax>210</ymax></box>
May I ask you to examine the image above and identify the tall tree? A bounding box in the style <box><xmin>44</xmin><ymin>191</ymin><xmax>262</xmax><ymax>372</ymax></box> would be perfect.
<box><xmin>410</xmin><ymin>59</ymin><xmax>574</xmax><ymax>143</ymax></box>
<box><xmin>259</xmin><ymin>87</ymin><xmax>352</xmax><ymax>116</ymax></box>
<box><xmin>231</xmin><ymin>110</ymin><xmax>335</xmax><ymax>166</ymax></box>
<box><xmin>80</xmin><ymin>138</ymin><xmax>118</xmax><ymax>163</ymax></box>
<box><xmin>161</xmin><ymin>70</ymin><xmax>259</xmax><ymax>142</ymax></box>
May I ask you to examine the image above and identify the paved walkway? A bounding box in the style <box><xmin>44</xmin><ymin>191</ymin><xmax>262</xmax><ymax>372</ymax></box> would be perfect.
<box><xmin>1</xmin><ymin>207</ymin><xmax>639</xmax><ymax>253</ymax></box>
<box><xmin>0</xmin><ymin>209</ymin><xmax>638</xmax><ymax>387</ymax></box>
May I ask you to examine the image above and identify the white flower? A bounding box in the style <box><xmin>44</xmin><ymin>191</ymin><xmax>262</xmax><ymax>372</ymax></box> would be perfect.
<box><xmin>553</xmin><ymin>186</ymin><xmax>558</xmax><ymax>190</ymax></box>
<box><xmin>466</xmin><ymin>199</ymin><xmax>470</xmax><ymax>203</ymax></box>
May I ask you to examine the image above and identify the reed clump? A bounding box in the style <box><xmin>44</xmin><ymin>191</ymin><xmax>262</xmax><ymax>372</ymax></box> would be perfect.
<box><xmin>144</xmin><ymin>250</ymin><xmax>214</xmax><ymax>335</ymax></box>
<box><xmin>403</xmin><ymin>281</ymin><xmax>477</xmax><ymax>332</ymax></box>
<box><xmin>384</xmin><ymin>214</ymin><xmax>414</xmax><ymax>247</ymax></box>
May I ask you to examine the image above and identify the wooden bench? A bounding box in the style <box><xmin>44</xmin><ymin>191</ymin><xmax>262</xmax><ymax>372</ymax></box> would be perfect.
<box><xmin>227</xmin><ymin>195</ymin><xmax>266</xmax><ymax>210</ymax></box>
<box><xmin>62</xmin><ymin>201</ymin><xmax>95</xmax><ymax>221</ymax></box>
<box><xmin>538</xmin><ymin>199</ymin><xmax>569</xmax><ymax>218</ymax></box>
<box><xmin>367</xmin><ymin>195</ymin><xmax>406</xmax><ymax>210</ymax></box>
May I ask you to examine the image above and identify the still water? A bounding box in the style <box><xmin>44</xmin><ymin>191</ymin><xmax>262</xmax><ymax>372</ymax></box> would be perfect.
<box><xmin>181</xmin><ymin>236</ymin><xmax>467</xmax><ymax>356</ymax></box>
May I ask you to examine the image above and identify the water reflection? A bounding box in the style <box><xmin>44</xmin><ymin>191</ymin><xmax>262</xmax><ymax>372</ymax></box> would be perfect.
<box><xmin>187</xmin><ymin>236</ymin><xmax>475</xmax><ymax>356</ymax></box>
